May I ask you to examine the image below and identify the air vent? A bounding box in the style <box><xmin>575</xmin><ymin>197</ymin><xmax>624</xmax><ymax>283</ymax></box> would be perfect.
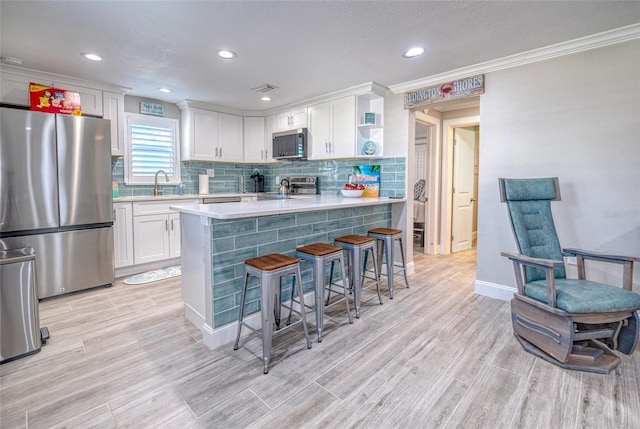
<box><xmin>251</xmin><ymin>84</ymin><xmax>278</xmax><ymax>93</ymax></box>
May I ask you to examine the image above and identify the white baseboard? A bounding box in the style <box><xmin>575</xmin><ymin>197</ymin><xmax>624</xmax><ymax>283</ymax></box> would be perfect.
<box><xmin>474</xmin><ymin>280</ymin><xmax>515</xmax><ymax>302</ymax></box>
<box><xmin>115</xmin><ymin>257</ymin><xmax>180</xmax><ymax>279</ymax></box>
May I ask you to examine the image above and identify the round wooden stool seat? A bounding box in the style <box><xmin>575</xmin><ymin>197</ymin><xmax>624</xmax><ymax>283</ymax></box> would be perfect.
<box><xmin>297</xmin><ymin>243</ymin><xmax>342</xmax><ymax>257</ymax></box>
<box><xmin>245</xmin><ymin>253</ymin><xmax>299</xmax><ymax>271</ymax></box>
<box><xmin>368</xmin><ymin>228</ymin><xmax>402</xmax><ymax>236</ymax></box>
<box><xmin>334</xmin><ymin>235</ymin><xmax>375</xmax><ymax>246</ymax></box>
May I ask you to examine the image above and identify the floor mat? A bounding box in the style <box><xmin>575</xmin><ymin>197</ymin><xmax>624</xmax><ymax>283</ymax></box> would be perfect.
<box><xmin>124</xmin><ymin>265</ymin><xmax>181</xmax><ymax>285</ymax></box>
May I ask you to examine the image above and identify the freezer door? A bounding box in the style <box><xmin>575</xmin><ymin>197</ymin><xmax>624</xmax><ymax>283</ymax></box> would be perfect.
<box><xmin>0</xmin><ymin>108</ymin><xmax>59</xmax><ymax>233</ymax></box>
<box><xmin>0</xmin><ymin>227</ymin><xmax>115</xmax><ymax>299</ymax></box>
<box><xmin>56</xmin><ymin>115</ymin><xmax>113</xmax><ymax>227</ymax></box>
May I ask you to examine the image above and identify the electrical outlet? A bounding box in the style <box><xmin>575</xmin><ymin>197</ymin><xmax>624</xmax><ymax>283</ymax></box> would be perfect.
<box><xmin>566</xmin><ymin>256</ymin><xmax>577</xmax><ymax>265</ymax></box>
<box><xmin>275</xmin><ymin>176</ymin><xmax>280</xmax><ymax>184</ymax></box>
<box><xmin>207</xmin><ymin>169</ymin><xmax>215</xmax><ymax>177</ymax></box>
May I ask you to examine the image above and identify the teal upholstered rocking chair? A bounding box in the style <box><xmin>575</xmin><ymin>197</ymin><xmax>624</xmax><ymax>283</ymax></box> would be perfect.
<box><xmin>500</xmin><ymin>177</ymin><xmax>640</xmax><ymax>373</ymax></box>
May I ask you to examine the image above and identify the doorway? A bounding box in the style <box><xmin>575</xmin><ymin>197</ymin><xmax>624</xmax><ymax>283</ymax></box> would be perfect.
<box><xmin>410</xmin><ymin>106</ymin><xmax>480</xmax><ymax>258</ymax></box>
<box><xmin>441</xmin><ymin>115</ymin><xmax>480</xmax><ymax>254</ymax></box>
<box><xmin>451</xmin><ymin>125</ymin><xmax>479</xmax><ymax>252</ymax></box>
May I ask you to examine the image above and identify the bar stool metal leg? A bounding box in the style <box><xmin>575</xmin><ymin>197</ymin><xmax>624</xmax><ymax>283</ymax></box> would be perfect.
<box><xmin>234</xmin><ymin>254</ymin><xmax>311</xmax><ymax>374</ymax></box>
<box><xmin>296</xmin><ymin>243</ymin><xmax>353</xmax><ymax>342</ymax></box>
<box><xmin>234</xmin><ymin>272</ymin><xmax>250</xmax><ymax>351</ymax></box>
<box><xmin>368</xmin><ymin>229</ymin><xmax>410</xmax><ymax>299</ymax></box>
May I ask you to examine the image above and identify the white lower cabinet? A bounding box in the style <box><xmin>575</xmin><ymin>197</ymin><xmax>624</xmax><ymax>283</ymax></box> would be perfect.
<box><xmin>133</xmin><ymin>214</ymin><xmax>171</xmax><ymax>264</ymax></box>
<box><xmin>168</xmin><ymin>212</ymin><xmax>181</xmax><ymax>258</ymax></box>
<box><xmin>132</xmin><ymin>199</ymin><xmax>199</xmax><ymax>265</ymax></box>
<box><xmin>113</xmin><ymin>202</ymin><xmax>134</xmax><ymax>268</ymax></box>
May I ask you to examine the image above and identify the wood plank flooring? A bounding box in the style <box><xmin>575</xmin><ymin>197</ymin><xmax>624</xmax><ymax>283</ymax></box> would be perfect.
<box><xmin>1</xmin><ymin>250</ymin><xmax>639</xmax><ymax>428</ymax></box>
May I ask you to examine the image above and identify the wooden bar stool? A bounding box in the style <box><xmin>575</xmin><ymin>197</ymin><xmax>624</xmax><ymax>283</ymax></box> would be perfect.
<box><xmin>367</xmin><ymin>228</ymin><xmax>410</xmax><ymax>299</ymax></box>
<box><xmin>234</xmin><ymin>253</ymin><xmax>312</xmax><ymax>374</ymax></box>
<box><xmin>295</xmin><ymin>243</ymin><xmax>352</xmax><ymax>342</ymax></box>
<box><xmin>333</xmin><ymin>235</ymin><xmax>382</xmax><ymax>318</ymax></box>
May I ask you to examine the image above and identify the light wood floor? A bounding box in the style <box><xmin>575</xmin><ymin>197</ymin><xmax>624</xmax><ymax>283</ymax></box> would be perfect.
<box><xmin>1</xmin><ymin>250</ymin><xmax>639</xmax><ymax>428</ymax></box>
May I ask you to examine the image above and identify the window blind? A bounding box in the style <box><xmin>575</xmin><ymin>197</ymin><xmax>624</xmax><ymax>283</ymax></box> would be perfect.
<box><xmin>130</xmin><ymin>124</ymin><xmax>175</xmax><ymax>177</ymax></box>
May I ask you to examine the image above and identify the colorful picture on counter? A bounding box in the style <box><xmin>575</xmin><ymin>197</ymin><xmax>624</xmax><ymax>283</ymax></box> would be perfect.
<box><xmin>352</xmin><ymin>165</ymin><xmax>381</xmax><ymax>197</ymax></box>
<box><xmin>29</xmin><ymin>83</ymin><xmax>82</xmax><ymax>116</ymax></box>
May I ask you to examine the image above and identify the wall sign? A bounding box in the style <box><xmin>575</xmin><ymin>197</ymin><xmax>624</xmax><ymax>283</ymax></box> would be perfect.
<box><xmin>404</xmin><ymin>74</ymin><xmax>484</xmax><ymax>109</ymax></box>
<box><xmin>29</xmin><ymin>83</ymin><xmax>82</xmax><ymax>115</ymax></box>
<box><xmin>140</xmin><ymin>101</ymin><xmax>165</xmax><ymax>117</ymax></box>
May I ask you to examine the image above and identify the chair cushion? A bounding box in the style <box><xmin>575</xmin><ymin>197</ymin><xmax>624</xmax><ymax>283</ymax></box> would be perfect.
<box><xmin>525</xmin><ymin>278</ymin><xmax>640</xmax><ymax>313</ymax></box>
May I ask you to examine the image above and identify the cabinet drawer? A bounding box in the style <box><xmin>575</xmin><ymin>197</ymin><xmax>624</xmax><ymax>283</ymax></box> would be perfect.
<box><xmin>133</xmin><ymin>199</ymin><xmax>200</xmax><ymax>216</ymax></box>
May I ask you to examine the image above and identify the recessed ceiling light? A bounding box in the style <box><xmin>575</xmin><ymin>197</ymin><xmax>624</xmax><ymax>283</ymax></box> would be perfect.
<box><xmin>402</xmin><ymin>47</ymin><xmax>424</xmax><ymax>58</ymax></box>
<box><xmin>158</xmin><ymin>87</ymin><xmax>173</xmax><ymax>93</ymax></box>
<box><xmin>217</xmin><ymin>50</ymin><xmax>237</xmax><ymax>59</ymax></box>
<box><xmin>81</xmin><ymin>52</ymin><xmax>103</xmax><ymax>62</ymax></box>
<box><xmin>260</xmin><ymin>96</ymin><xmax>271</xmax><ymax>102</ymax></box>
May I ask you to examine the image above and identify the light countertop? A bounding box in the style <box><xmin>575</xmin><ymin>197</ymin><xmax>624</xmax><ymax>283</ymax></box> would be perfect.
<box><xmin>113</xmin><ymin>193</ymin><xmax>252</xmax><ymax>203</ymax></box>
<box><xmin>170</xmin><ymin>195</ymin><xmax>405</xmax><ymax>220</ymax></box>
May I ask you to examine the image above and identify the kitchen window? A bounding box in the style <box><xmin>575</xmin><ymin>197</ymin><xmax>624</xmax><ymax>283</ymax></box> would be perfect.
<box><xmin>124</xmin><ymin>113</ymin><xmax>180</xmax><ymax>185</ymax></box>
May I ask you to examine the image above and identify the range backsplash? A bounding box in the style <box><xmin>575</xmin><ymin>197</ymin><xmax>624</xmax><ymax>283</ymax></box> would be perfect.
<box><xmin>111</xmin><ymin>157</ymin><xmax>406</xmax><ymax>197</ymax></box>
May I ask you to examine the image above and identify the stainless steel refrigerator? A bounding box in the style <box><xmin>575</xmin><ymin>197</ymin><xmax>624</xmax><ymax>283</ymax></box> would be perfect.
<box><xmin>0</xmin><ymin>107</ymin><xmax>114</xmax><ymax>299</ymax></box>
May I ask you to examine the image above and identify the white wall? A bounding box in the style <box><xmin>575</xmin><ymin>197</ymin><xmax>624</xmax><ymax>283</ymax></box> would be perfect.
<box><xmin>476</xmin><ymin>40</ymin><xmax>640</xmax><ymax>295</ymax></box>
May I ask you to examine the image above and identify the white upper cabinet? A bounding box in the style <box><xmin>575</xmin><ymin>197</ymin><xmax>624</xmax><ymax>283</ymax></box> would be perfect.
<box><xmin>264</xmin><ymin>115</ymin><xmax>276</xmax><ymax>163</ymax></box>
<box><xmin>179</xmin><ymin>105</ymin><xmax>243</xmax><ymax>162</ymax></box>
<box><xmin>217</xmin><ymin>113</ymin><xmax>244</xmax><ymax>162</ymax></box>
<box><xmin>244</xmin><ymin>116</ymin><xmax>268</xmax><ymax>163</ymax></box>
<box><xmin>181</xmin><ymin>107</ymin><xmax>218</xmax><ymax>161</ymax></box>
<box><xmin>52</xmin><ymin>82</ymin><xmax>103</xmax><ymax>116</ymax></box>
<box><xmin>308</xmin><ymin>95</ymin><xmax>355</xmax><ymax>160</ymax></box>
<box><xmin>0</xmin><ymin>71</ymin><xmax>47</xmax><ymax>106</ymax></box>
<box><xmin>276</xmin><ymin>106</ymin><xmax>307</xmax><ymax>131</ymax></box>
<box><xmin>103</xmin><ymin>91</ymin><xmax>125</xmax><ymax>156</ymax></box>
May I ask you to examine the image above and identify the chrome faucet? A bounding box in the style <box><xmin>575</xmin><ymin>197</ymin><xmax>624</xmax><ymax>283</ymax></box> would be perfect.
<box><xmin>154</xmin><ymin>170</ymin><xmax>169</xmax><ymax>196</ymax></box>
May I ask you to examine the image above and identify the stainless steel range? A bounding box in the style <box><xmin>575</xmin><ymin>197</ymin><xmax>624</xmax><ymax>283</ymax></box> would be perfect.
<box><xmin>286</xmin><ymin>176</ymin><xmax>318</xmax><ymax>195</ymax></box>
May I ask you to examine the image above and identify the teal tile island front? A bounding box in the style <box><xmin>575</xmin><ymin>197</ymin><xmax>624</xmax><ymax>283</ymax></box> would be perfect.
<box><xmin>171</xmin><ymin>195</ymin><xmax>407</xmax><ymax>349</ymax></box>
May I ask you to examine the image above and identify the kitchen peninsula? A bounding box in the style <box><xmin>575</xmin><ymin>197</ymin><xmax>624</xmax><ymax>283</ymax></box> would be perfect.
<box><xmin>171</xmin><ymin>195</ymin><xmax>406</xmax><ymax>349</ymax></box>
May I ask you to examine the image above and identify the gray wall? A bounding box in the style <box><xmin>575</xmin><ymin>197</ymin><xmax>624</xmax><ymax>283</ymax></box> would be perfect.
<box><xmin>476</xmin><ymin>40</ymin><xmax>640</xmax><ymax>292</ymax></box>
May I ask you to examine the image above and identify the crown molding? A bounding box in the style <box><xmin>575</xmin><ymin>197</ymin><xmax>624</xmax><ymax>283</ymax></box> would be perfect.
<box><xmin>0</xmin><ymin>64</ymin><xmax>131</xmax><ymax>95</ymax></box>
<box><xmin>388</xmin><ymin>23</ymin><xmax>640</xmax><ymax>94</ymax></box>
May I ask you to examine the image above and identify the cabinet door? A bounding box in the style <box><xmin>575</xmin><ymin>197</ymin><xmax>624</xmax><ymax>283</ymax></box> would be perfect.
<box><xmin>0</xmin><ymin>73</ymin><xmax>49</xmax><ymax>106</ymax></box>
<box><xmin>53</xmin><ymin>82</ymin><xmax>103</xmax><ymax>116</ymax></box>
<box><xmin>243</xmin><ymin>116</ymin><xmax>266</xmax><ymax>162</ymax></box>
<box><xmin>290</xmin><ymin>107</ymin><xmax>307</xmax><ymax>129</ymax></box>
<box><xmin>133</xmin><ymin>214</ymin><xmax>170</xmax><ymax>264</ymax></box>
<box><xmin>218</xmin><ymin>113</ymin><xmax>244</xmax><ymax>162</ymax></box>
<box><xmin>329</xmin><ymin>95</ymin><xmax>356</xmax><ymax>158</ymax></box>
<box><xmin>168</xmin><ymin>212</ymin><xmax>181</xmax><ymax>258</ymax></box>
<box><xmin>103</xmin><ymin>91</ymin><xmax>125</xmax><ymax>156</ymax></box>
<box><xmin>276</xmin><ymin>111</ymin><xmax>292</xmax><ymax>131</ymax></box>
<box><xmin>192</xmin><ymin>109</ymin><xmax>218</xmax><ymax>161</ymax></box>
<box><xmin>264</xmin><ymin>115</ymin><xmax>276</xmax><ymax>163</ymax></box>
<box><xmin>307</xmin><ymin>102</ymin><xmax>331</xmax><ymax>160</ymax></box>
<box><xmin>113</xmin><ymin>203</ymin><xmax>134</xmax><ymax>268</ymax></box>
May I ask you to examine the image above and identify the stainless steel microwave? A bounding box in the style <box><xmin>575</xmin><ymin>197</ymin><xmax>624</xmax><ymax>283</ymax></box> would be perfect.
<box><xmin>272</xmin><ymin>128</ymin><xmax>307</xmax><ymax>160</ymax></box>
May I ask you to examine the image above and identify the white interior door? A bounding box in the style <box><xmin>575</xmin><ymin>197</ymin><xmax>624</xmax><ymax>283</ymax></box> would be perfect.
<box><xmin>451</xmin><ymin>126</ymin><xmax>476</xmax><ymax>253</ymax></box>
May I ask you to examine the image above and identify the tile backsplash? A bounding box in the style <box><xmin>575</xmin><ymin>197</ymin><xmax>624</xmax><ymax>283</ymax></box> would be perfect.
<box><xmin>111</xmin><ymin>157</ymin><xmax>406</xmax><ymax>197</ymax></box>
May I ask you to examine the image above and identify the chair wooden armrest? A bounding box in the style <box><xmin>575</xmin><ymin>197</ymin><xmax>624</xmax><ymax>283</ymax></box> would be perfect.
<box><xmin>562</xmin><ymin>248</ymin><xmax>639</xmax><ymax>290</ymax></box>
<box><xmin>501</xmin><ymin>252</ymin><xmax>563</xmax><ymax>307</ymax></box>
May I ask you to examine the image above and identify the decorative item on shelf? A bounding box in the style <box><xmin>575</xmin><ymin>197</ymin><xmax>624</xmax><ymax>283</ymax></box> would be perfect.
<box><xmin>364</xmin><ymin>112</ymin><xmax>376</xmax><ymax>125</ymax></box>
<box><xmin>361</xmin><ymin>140</ymin><xmax>377</xmax><ymax>156</ymax></box>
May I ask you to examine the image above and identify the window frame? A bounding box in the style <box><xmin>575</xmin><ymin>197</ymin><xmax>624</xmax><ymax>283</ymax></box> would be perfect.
<box><xmin>124</xmin><ymin>113</ymin><xmax>181</xmax><ymax>186</ymax></box>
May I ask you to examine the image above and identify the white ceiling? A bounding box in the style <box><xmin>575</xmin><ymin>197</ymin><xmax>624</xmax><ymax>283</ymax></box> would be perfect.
<box><xmin>1</xmin><ymin>1</ymin><xmax>639</xmax><ymax>112</ymax></box>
